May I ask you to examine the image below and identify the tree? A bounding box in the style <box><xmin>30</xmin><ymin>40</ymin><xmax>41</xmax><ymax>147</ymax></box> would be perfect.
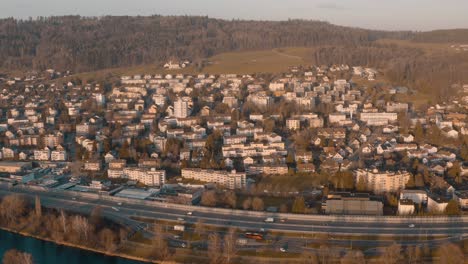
<box><xmin>223</xmin><ymin>228</ymin><xmax>238</xmax><ymax>264</ymax></box>
<box><xmin>435</xmin><ymin>243</ymin><xmax>464</xmax><ymax>264</ymax></box>
<box><xmin>378</xmin><ymin>243</ymin><xmax>403</xmax><ymax>264</ymax></box>
<box><xmin>340</xmin><ymin>250</ymin><xmax>365</xmax><ymax>264</ymax></box>
<box><xmin>242</xmin><ymin>198</ymin><xmax>252</xmax><ymax>210</ymax></box>
<box><xmin>207</xmin><ymin>233</ymin><xmax>223</xmax><ymax>264</ymax></box>
<box><xmin>90</xmin><ymin>206</ymin><xmax>102</xmax><ymax>227</ymax></box>
<box><xmin>413</xmin><ymin>121</ymin><xmax>424</xmax><ymax>141</ymax></box>
<box><xmin>201</xmin><ymin>191</ymin><xmax>217</xmax><ymax>207</ymax></box>
<box><xmin>99</xmin><ymin>228</ymin><xmax>117</xmax><ymax>252</ymax></box>
<box><xmin>251</xmin><ymin>197</ymin><xmax>264</xmax><ymax>211</ymax></box>
<box><xmin>405</xmin><ymin>175</ymin><xmax>415</xmax><ymax>188</ymax></box>
<box><xmin>460</xmin><ymin>143</ymin><xmax>468</xmax><ymax>161</ymax></box>
<box><xmin>0</xmin><ymin>194</ymin><xmax>27</xmax><ymax>226</ymax></box>
<box><xmin>2</xmin><ymin>249</ymin><xmax>34</xmax><ymax>264</ymax></box>
<box><xmin>356</xmin><ymin>177</ymin><xmax>367</xmax><ymax>192</ymax></box>
<box><xmin>279</xmin><ymin>203</ymin><xmax>288</xmax><ymax>213</ymax></box>
<box><xmin>35</xmin><ymin>195</ymin><xmax>42</xmax><ymax>218</ymax></box>
<box><xmin>194</xmin><ymin>219</ymin><xmax>205</xmax><ymax>238</ymax></box>
<box><xmin>299</xmin><ymin>251</ymin><xmax>319</xmax><ymax>264</ymax></box>
<box><xmin>406</xmin><ymin>245</ymin><xmax>422</xmax><ymax>264</ymax></box>
<box><xmin>151</xmin><ymin>224</ymin><xmax>170</xmax><ymax>260</ymax></box>
<box><xmin>292</xmin><ymin>196</ymin><xmax>306</xmax><ymax>214</ymax></box>
<box><xmin>414</xmin><ymin>173</ymin><xmax>425</xmax><ymax>187</ymax></box>
<box><xmin>223</xmin><ymin>191</ymin><xmax>237</xmax><ymax>209</ymax></box>
<box><xmin>445</xmin><ymin>200</ymin><xmax>461</xmax><ymax>216</ymax></box>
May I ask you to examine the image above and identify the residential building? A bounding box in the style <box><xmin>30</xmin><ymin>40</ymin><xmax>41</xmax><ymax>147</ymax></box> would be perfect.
<box><xmin>181</xmin><ymin>168</ymin><xmax>246</xmax><ymax>189</ymax></box>
<box><xmin>355</xmin><ymin>169</ymin><xmax>411</xmax><ymax>194</ymax></box>
<box><xmin>397</xmin><ymin>199</ymin><xmax>415</xmax><ymax>215</ymax></box>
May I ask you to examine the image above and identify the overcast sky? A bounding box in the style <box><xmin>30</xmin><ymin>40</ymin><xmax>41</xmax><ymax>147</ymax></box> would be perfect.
<box><xmin>1</xmin><ymin>0</ymin><xmax>467</xmax><ymax>31</ymax></box>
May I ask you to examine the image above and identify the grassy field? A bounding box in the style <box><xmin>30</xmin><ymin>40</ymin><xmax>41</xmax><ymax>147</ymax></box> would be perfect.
<box><xmin>202</xmin><ymin>47</ymin><xmax>315</xmax><ymax>74</ymax></box>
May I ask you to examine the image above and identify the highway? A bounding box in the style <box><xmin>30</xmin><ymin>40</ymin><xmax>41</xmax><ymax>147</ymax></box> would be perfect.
<box><xmin>0</xmin><ymin>184</ymin><xmax>467</xmax><ymax>256</ymax></box>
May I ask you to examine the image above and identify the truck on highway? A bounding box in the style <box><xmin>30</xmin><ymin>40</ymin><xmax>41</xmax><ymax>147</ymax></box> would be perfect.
<box><xmin>174</xmin><ymin>225</ymin><xmax>185</xmax><ymax>232</ymax></box>
<box><xmin>264</xmin><ymin>217</ymin><xmax>274</xmax><ymax>223</ymax></box>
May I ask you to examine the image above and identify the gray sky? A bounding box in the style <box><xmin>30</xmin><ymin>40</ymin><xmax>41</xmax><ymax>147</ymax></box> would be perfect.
<box><xmin>1</xmin><ymin>0</ymin><xmax>467</xmax><ymax>31</ymax></box>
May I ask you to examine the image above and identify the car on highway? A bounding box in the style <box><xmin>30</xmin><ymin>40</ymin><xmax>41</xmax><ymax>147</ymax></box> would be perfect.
<box><xmin>72</xmin><ymin>197</ymin><xmax>76</xmax><ymax>200</ymax></box>
<box><xmin>186</xmin><ymin>211</ymin><xmax>193</xmax><ymax>215</ymax></box>
<box><xmin>280</xmin><ymin>218</ymin><xmax>287</xmax><ymax>223</ymax></box>
<box><xmin>111</xmin><ymin>207</ymin><xmax>119</xmax><ymax>212</ymax></box>
<box><xmin>408</xmin><ymin>224</ymin><xmax>415</xmax><ymax>228</ymax></box>
<box><xmin>177</xmin><ymin>217</ymin><xmax>185</xmax><ymax>221</ymax></box>
<box><xmin>117</xmin><ymin>202</ymin><xmax>123</xmax><ymax>206</ymax></box>
<box><xmin>264</xmin><ymin>217</ymin><xmax>274</xmax><ymax>223</ymax></box>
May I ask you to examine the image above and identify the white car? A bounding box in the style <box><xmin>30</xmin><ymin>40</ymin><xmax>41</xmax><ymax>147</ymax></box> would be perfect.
<box><xmin>186</xmin><ymin>211</ymin><xmax>193</xmax><ymax>215</ymax></box>
<box><xmin>111</xmin><ymin>207</ymin><xmax>119</xmax><ymax>212</ymax></box>
<box><xmin>177</xmin><ymin>217</ymin><xmax>185</xmax><ymax>221</ymax></box>
<box><xmin>117</xmin><ymin>202</ymin><xmax>123</xmax><ymax>206</ymax></box>
<box><xmin>408</xmin><ymin>224</ymin><xmax>415</xmax><ymax>228</ymax></box>
<box><xmin>280</xmin><ymin>247</ymin><xmax>287</xmax><ymax>252</ymax></box>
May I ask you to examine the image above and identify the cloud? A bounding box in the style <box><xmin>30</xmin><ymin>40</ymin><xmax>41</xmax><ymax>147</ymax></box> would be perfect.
<box><xmin>316</xmin><ymin>2</ymin><xmax>347</xmax><ymax>10</ymax></box>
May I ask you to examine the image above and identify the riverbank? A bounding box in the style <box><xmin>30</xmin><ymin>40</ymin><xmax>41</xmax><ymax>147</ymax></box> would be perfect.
<box><xmin>0</xmin><ymin>226</ymin><xmax>156</xmax><ymax>264</ymax></box>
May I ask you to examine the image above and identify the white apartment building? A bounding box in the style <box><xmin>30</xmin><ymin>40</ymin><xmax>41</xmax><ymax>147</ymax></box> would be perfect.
<box><xmin>359</xmin><ymin>112</ymin><xmax>398</xmax><ymax>126</ymax></box>
<box><xmin>222</xmin><ymin>142</ymin><xmax>287</xmax><ymax>158</ymax></box>
<box><xmin>34</xmin><ymin>147</ymin><xmax>51</xmax><ymax>161</ymax></box>
<box><xmin>400</xmin><ymin>190</ymin><xmax>428</xmax><ymax>204</ymax></box>
<box><xmin>50</xmin><ymin>150</ymin><xmax>67</xmax><ymax>161</ymax></box>
<box><xmin>107</xmin><ymin>169</ymin><xmax>125</xmax><ymax>179</ymax></box>
<box><xmin>355</xmin><ymin>169</ymin><xmax>411</xmax><ymax>194</ymax></box>
<box><xmin>122</xmin><ymin>167</ymin><xmax>166</xmax><ymax>186</ymax></box>
<box><xmin>247</xmin><ymin>94</ymin><xmax>273</xmax><ymax>108</ymax></box>
<box><xmin>286</xmin><ymin>118</ymin><xmax>301</xmax><ymax>130</ymax></box>
<box><xmin>173</xmin><ymin>97</ymin><xmax>191</xmax><ymax>118</ymax></box>
<box><xmin>181</xmin><ymin>168</ymin><xmax>246</xmax><ymax>189</ymax></box>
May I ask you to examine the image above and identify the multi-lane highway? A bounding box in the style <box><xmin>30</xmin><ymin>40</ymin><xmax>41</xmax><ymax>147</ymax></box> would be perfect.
<box><xmin>1</xmin><ymin>184</ymin><xmax>466</xmax><ymax>237</ymax></box>
<box><xmin>0</xmin><ymin>183</ymin><xmax>466</xmax><ymax>256</ymax></box>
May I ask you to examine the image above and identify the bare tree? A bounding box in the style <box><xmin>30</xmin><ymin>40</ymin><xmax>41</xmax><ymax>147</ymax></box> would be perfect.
<box><xmin>59</xmin><ymin>210</ymin><xmax>67</xmax><ymax>234</ymax></box>
<box><xmin>252</xmin><ymin>197</ymin><xmax>264</xmax><ymax>211</ymax></box>
<box><xmin>406</xmin><ymin>245</ymin><xmax>422</xmax><ymax>263</ymax></box>
<box><xmin>379</xmin><ymin>243</ymin><xmax>403</xmax><ymax>264</ymax></box>
<box><xmin>223</xmin><ymin>228</ymin><xmax>238</xmax><ymax>264</ymax></box>
<box><xmin>194</xmin><ymin>219</ymin><xmax>205</xmax><ymax>238</ymax></box>
<box><xmin>435</xmin><ymin>243</ymin><xmax>464</xmax><ymax>264</ymax></box>
<box><xmin>0</xmin><ymin>195</ymin><xmax>27</xmax><ymax>226</ymax></box>
<box><xmin>207</xmin><ymin>233</ymin><xmax>223</xmax><ymax>264</ymax></box>
<box><xmin>242</xmin><ymin>197</ymin><xmax>252</xmax><ymax>210</ymax></box>
<box><xmin>34</xmin><ymin>195</ymin><xmax>42</xmax><ymax>218</ymax></box>
<box><xmin>224</xmin><ymin>191</ymin><xmax>237</xmax><ymax>209</ymax></box>
<box><xmin>299</xmin><ymin>251</ymin><xmax>319</xmax><ymax>264</ymax></box>
<box><xmin>70</xmin><ymin>215</ymin><xmax>93</xmax><ymax>244</ymax></box>
<box><xmin>201</xmin><ymin>191</ymin><xmax>217</xmax><ymax>207</ymax></box>
<box><xmin>151</xmin><ymin>224</ymin><xmax>170</xmax><ymax>260</ymax></box>
<box><xmin>99</xmin><ymin>228</ymin><xmax>117</xmax><ymax>252</ymax></box>
<box><xmin>2</xmin><ymin>249</ymin><xmax>34</xmax><ymax>264</ymax></box>
<box><xmin>90</xmin><ymin>206</ymin><xmax>102</xmax><ymax>226</ymax></box>
<box><xmin>340</xmin><ymin>250</ymin><xmax>365</xmax><ymax>264</ymax></box>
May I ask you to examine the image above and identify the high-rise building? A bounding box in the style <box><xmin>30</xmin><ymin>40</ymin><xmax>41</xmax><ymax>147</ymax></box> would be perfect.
<box><xmin>174</xmin><ymin>97</ymin><xmax>190</xmax><ymax>118</ymax></box>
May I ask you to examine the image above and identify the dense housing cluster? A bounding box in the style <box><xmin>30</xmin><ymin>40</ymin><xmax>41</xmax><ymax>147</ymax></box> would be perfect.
<box><xmin>0</xmin><ymin>64</ymin><xmax>467</xmax><ymax>215</ymax></box>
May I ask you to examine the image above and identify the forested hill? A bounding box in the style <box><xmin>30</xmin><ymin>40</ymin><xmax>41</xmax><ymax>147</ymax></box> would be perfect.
<box><xmin>410</xmin><ymin>29</ymin><xmax>468</xmax><ymax>43</ymax></box>
<box><xmin>0</xmin><ymin>15</ymin><xmax>412</xmax><ymax>72</ymax></box>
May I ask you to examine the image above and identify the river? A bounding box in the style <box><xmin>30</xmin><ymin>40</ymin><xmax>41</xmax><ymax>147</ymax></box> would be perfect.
<box><xmin>0</xmin><ymin>229</ymin><xmax>147</xmax><ymax>264</ymax></box>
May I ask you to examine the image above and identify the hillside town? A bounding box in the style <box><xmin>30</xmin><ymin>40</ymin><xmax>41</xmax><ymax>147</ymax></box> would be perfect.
<box><xmin>0</xmin><ymin>65</ymin><xmax>467</xmax><ymax>216</ymax></box>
